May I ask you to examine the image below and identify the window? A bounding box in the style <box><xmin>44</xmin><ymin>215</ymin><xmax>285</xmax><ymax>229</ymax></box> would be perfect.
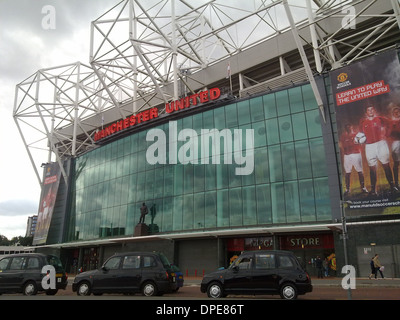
<box><xmin>27</xmin><ymin>257</ymin><xmax>40</xmax><ymax>270</ymax></box>
<box><xmin>0</xmin><ymin>258</ymin><xmax>11</xmax><ymax>271</ymax></box>
<box><xmin>233</xmin><ymin>256</ymin><xmax>252</xmax><ymax>270</ymax></box>
<box><xmin>122</xmin><ymin>255</ymin><xmax>140</xmax><ymax>269</ymax></box>
<box><xmin>143</xmin><ymin>256</ymin><xmax>157</xmax><ymax>268</ymax></box>
<box><xmin>278</xmin><ymin>255</ymin><xmax>295</xmax><ymax>269</ymax></box>
<box><xmin>10</xmin><ymin>257</ymin><xmax>26</xmax><ymax>270</ymax></box>
<box><xmin>255</xmin><ymin>254</ymin><xmax>275</xmax><ymax>269</ymax></box>
<box><xmin>104</xmin><ymin>257</ymin><xmax>121</xmax><ymax>270</ymax></box>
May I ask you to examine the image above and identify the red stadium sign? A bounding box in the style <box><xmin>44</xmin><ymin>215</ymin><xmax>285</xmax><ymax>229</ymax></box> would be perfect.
<box><xmin>94</xmin><ymin>87</ymin><xmax>221</xmax><ymax>142</ymax></box>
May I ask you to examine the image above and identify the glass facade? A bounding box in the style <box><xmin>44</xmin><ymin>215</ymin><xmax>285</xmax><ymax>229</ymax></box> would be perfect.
<box><xmin>66</xmin><ymin>83</ymin><xmax>332</xmax><ymax>242</ymax></box>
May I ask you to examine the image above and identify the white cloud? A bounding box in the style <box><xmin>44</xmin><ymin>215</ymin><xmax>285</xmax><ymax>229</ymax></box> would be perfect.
<box><xmin>0</xmin><ymin>215</ymin><xmax>30</xmax><ymax>239</ymax></box>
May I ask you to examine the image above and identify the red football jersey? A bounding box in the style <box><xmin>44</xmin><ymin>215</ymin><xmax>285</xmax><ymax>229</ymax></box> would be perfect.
<box><xmin>340</xmin><ymin>131</ymin><xmax>361</xmax><ymax>155</ymax></box>
<box><xmin>359</xmin><ymin>116</ymin><xmax>389</xmax><ymax>144</ymax></box>
<box><xmin>389</xmin><ymin>118</ymin><xmax>400</xmax><ymax>140</ymax></box>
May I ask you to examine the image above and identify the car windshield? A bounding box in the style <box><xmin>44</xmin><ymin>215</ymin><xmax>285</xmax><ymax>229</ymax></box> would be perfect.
<box><xmin>46</xmin><ymin>255</ymin><xmax>64</xmax><ymax>272</ymax></box>
<box><xmin>158</xmin><ymin>253</ymin><xmax>171</xmax><ymax>268</ymax></box>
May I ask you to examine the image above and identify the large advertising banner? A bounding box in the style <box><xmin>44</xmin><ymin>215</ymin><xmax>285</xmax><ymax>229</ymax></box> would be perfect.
<box><xmin>331</xmin><ymin>50</ymin><xmax>400</xmax><ymax>213</ymax></box>
<box><xmin>33</xmin><ymin>162</ymin><xmax>61</xmax><ymax>245</ymax></box>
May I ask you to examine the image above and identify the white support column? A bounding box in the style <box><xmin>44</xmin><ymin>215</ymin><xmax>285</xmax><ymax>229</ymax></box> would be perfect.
<box><xmin>171</xmin><ymin>0</ymin><xmax>179</xmax><ymax>100</ymax></box>
<box><xmin>283</xmin><ymin>0</ymin><xmax>326</xmax><ymax>123</ymax></box>
<box><xmin>129</xmin><ymin>0</ymin><xmax>138</xmax><ymax>114</ymax></box>
<box><xmin>307</xmin><ymin>0</ymin><xmax>323</xmax><ymax>73</ymax></box>
<box><xmin>72</xmin><ymin>62</ymin><xmax>80</xmax><ymax>157</ymax></box>
<box><xmin>391</xmin><ymin>0</ymin><xmax>400</xmax><ymax>31</ymax></box>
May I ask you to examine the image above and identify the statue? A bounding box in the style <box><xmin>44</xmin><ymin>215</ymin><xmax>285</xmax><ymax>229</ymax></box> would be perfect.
<box><xmin>139</xmin><ymin>202</ymin><xmax>148</xmax><ymax>224</ymax></box>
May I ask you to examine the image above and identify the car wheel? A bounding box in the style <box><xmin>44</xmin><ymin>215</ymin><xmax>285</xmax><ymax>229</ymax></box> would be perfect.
<box><xmin>207</xmin><ymin>282</ymin><xmax>224</xmax><ymax>298</ymax></box>
<box><xmin>77</xmin><ymin>281</ymin><xmax>91</xmax><ymax>296</ymax></box>
<box><xmin>142</xmin><ymin>281</ymin><xmax>158</xmax><ymax>297</ymax></box>
<box><xmin>23</xmin><ymin>281</ymin><xmax>38</xmax><ymax>296</ymax></box>
<box><xmin>280</xmin><ymin>283</ymin><xmax>298</xmax><ymax>300</ymax></box>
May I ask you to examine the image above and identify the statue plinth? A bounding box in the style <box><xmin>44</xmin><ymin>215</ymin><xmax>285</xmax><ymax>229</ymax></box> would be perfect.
<box><xmin>134</xmin><ymin>223</ymin><xmax>148</xmax><ymax>236</ymax></box>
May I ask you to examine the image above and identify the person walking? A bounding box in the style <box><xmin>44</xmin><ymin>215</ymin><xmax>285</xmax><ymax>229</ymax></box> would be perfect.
<box><xmin>315</xmin><ymin>256</ymin><xmax>323</xmax><ymax>279</ymax></box>
<box><xmin>372</xmin><ymin>254</ymin><xmax>384</xmax><ymax>279</ymax></box>
<box><xmin>368</xmin><ymin>256</ymin><xmax>376</xmax><ymax>279</ymax></box>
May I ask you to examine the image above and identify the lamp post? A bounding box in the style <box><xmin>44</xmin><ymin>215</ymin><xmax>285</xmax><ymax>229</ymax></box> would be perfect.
<box><xmin>340</xmin><ymin>200</ymin><xmax>352</xmax><ymax>300</ymax></box>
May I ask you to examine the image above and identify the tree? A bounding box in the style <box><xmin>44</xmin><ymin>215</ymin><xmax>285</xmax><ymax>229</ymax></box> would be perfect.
<box><xmin>0</xmin><ymin>235</ymin><xmax>33</xmax><ymax>246</ymax></box>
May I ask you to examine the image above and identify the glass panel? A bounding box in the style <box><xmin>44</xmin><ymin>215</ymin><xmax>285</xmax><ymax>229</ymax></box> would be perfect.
<box><xmin>203</xmin><ymin>110</ymin><xmax>214</xmax><ymax>129</ymax></box>
<box><xmin>271</xmin><ymin>182</ymin><xmax>285</xmax><ymax>223</ymax></box>
<box><xmin>263</xmin><ymin>93</ymin><xmax>277</xmax><ymax>119</ymax></box>
<box><xmin>174</xmin><ymin>165</ymin><xmax>183</xmax><ymax>195</ymax></box>
<box><xmin>268</xmin><ymin>144</ymin><xmax>283</xmax><ymax>182</ymax></box>
<box><xmin>194</xmin><ymin>192</ymin><xmax>205</xmax><ymax>229</ymax></box>
<box><xmin>291</xmin><ymin>113</ymin><xmax>308</xmax><ymax>141</ymax></box>
<box><xmin>183</xmin><ymin>165</ymin><xmax>194</xmax><ymax>194</ymax></box>
<box><xmin>162</xmin><ymin>197</ymin><xmax>173</xmax><ymax>232</ymax></box>
<box><xmin>306</xmin><ymin>109</ymin><xmax>322</xmax><ymax>138</ymax></box>
<box><xmin>194</xmin><ymin>166</ymin><xmax>205</xmax><ymax>192</ymax></box>
<box><xmin>285</xmin><ymin>181</ymin><xmax>300</xmax><ymax>223</ymax></box>
<box><xmin>217</xmin><ymin>189</ymin><xmax>229</xmax><ymax>227</ymax></box>
<box><xmin>250</xmin><ymin>96</ymin><xmax>265</xmax><ymax>122</ymax></box>
<box><xmin>295</xmin><ymin>141</ymin><xmax>312</xmax><ymax>179</ymax></box>
<box><xmin>173</xmin><ymin>195</ymin><xmax>183</xmax><ymax>231</ymax></box>
<box><xmin>288</xmin><ymin>86</ymin><xmax>304</xmax><ymax>113</ymax></box>
<box><xmin>229</xmin><ymin>187</ymin><xmax>242</xmax><ymax>226</ymax></box>
<box><xmin>276</xmin><ymin>90</ymin><xmax>290</xmax><ymax>116</ymax></box>
<box><xmin>183</xmin><ymin>194</ymin><xmax>193</xmax><ymax>230</ymax></box>
<box><xmin>278</xmin><ymin>115</ymin><xmax>293</xmax><ymax>143</ymax></box>
<box><xmin>266</xmin><ymin>118</ymin><xmax>280</xmax><ymax>145</ymax></box>
<box><xmin>256</xmin><ymin>184</ymin><xmax>272</xmax><ymax>224</ymax></box>
<box><xmin>204</xmin><ymin>191</ymin><xmax>217</xmax><ymax>228</ymax></box>
<box><xmin>314</xmin><ymin>177</ymin><xmax>331</xmax><ymax>221</ymax></box>
<box><xmin>302</xmin><ymin>84</ymin><xmax>318</xmax><ymax>110</ymax></box>
<box><xmin>299</xmin><ymin>179</ymin><xmax>316</xmax><ymax>222</ymax></box>
<box><xmin>237</xmin><ymin>100</ymin><xmax>251</xmax><ymax>125</ymax></box>
<box><xmin>310</xmin><ymin>138</ymin><xmax>328</xmax><ymax>177</ymax></box>
<box><xmin>225</xmin><ymin>103</ymin><xmax>238</xmax><ymax>128</ymax></box>
<box><xmin>281</xmin><ymin>143</ymin><xmax>297</xmax><ymax>181</ymax></box>
<box><xmin>252</xmin><ymin>120</ymin><xmax>267</xmax><ymax>148</ymax></box>
<box><xmin>242</xmin><ymin>185</ymin><xmax>256</xmax><ymax>225</ymax></box>
<box><xmin>214</xmin><ymin>107</ymin><xmax>226</xmax><ymax>130</ymax></box>
<box><xmin>254</xmin><ymin>148</ymin><xmax>269</xmax><ymax>184</ymax></box>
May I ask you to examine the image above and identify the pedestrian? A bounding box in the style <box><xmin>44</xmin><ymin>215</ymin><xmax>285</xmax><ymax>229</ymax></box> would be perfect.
<box><xmin>368</xmin><ymin>256</ymin><xmax>376</xmax><ymax>279</ymax></box>
<box><xmin>323</xmin><ymin>258</ymin><xmax>329</xmax><ymax>277</ymax></box>
<box><xmin>315</xmin><ymin>256</ymin><xmax>323</xmax><ymax>278</ymax></box>
<box><xmin>372</xmin><ymin>254</ymin><xmax>384</xmax><ymax>279</ymax></box>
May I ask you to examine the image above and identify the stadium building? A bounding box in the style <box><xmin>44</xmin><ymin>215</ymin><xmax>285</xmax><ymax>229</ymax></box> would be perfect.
<box><xmin>13</xmin><ymin>0</ymin><xmax>400</xmax><ymax>277</ymax></box>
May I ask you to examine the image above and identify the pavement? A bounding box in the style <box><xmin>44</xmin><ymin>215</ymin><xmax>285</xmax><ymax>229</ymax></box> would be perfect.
<box><xmin>181</xmin><ymin>276</ymin><xmax>400</xmax><ymax>288</ymax></box>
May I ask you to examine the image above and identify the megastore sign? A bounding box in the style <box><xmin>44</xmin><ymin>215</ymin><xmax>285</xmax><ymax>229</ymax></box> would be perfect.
<box><xmin>94</xmin><ymin>88</ymin><xmax>221</xmax><ymax>142</ymax></box>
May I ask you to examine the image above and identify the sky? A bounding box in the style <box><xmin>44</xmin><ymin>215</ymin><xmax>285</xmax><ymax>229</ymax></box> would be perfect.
<box><xmin>0</xmin><ymin>0</ymin><xmax>117</xmax><ymax>239</ymax></box>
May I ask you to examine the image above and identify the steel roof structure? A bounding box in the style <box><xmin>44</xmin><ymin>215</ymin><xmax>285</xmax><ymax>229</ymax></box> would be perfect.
<box><xmin>13</xmin><ymin>0</ymin><xmax>400</xmax><ymax>189</ymax></box>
